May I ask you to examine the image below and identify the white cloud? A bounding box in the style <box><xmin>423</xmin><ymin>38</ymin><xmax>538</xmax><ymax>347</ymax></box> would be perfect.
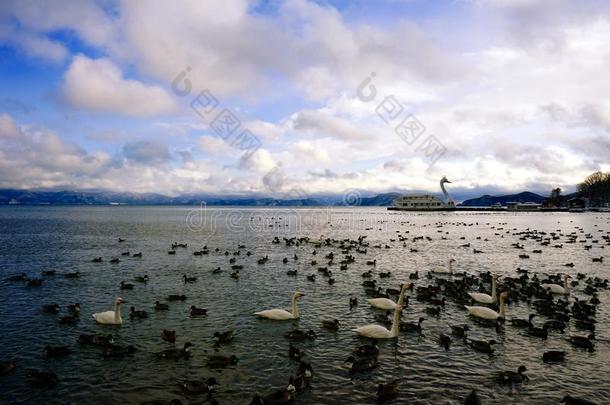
<box><xmin>62</xmin><ymin>55</ymin><xmax>177</xmax><ymax>117</ymax></box>
<box><xmin>0</xmin><ymin>113</ymin><xmax>21</xmax><ymax>139</ymax></box>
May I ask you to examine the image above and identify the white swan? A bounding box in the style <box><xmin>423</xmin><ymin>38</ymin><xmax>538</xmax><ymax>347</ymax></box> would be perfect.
<box><xmin>93</xmin><ymin>297</ymin><xmax>124</xmax><ymax>325</ymax></box>
<box><xmin>254</xmin><ymin>291</ymin><xmax>305</xmax><ymax>320</ymax></box>
<box><xmin>541</xmin><ymin>274</ymin><xmax>570</xmax><ymax>295</ymax></box>
<box><xmin>465</xmin><ymin>291</ymin><xmax>509</xmax><ymax>321</ymax></box>
<box><xmin>353</xmin><ymin>304</ymin><xmax>403</xmax><ymax>339</ymax></box>
<box><xmin>468</xmin><ymin>274</ymin><xmax>498</xmax><ymax>304</ymax></box>
<box><xmin>431</xmin><ymin>258</ymin><xmax>456</xmax><ymax>274</ymax></box>
<box><xmin>368</xmin><ymin>283</ymin><xmax>411</xmax><ymax>310</ymax></box>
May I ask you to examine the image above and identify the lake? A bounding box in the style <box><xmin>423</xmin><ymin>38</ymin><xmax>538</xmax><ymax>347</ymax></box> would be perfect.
<box><xmin>0</xmin><ymin>206</ymin><xmax>609</xmax><ymax>404</ymax></box>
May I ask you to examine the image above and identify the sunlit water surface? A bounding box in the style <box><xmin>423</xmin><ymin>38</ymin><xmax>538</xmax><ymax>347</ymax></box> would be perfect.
<box><xmin>1</xmin><ymin>206</ymin><xmax>609</xmax><ymax>404</ymax></box>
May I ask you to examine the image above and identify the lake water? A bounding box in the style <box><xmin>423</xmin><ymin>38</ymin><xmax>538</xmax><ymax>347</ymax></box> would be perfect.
<box><xmin>0</xmin><ymin>206</ymin><xmax>609</xmax><ymax>404</ymax></box>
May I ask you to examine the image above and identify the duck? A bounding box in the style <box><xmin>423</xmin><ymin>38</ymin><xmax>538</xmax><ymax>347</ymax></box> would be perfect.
<box><xmin>43</xmin><ymin>303</ymin><xmax>60</xmax><ymax>314</ymax></box>
<box><xmin>468</xmin><ymin>339</ymin><xmax>496</xmax><ymax>354</ymax></box>
<box><xmin>157</xmin><ymin>342</ymin><xmax>193</xmax><ymax>359</ymax></box>
<box><xmin>288</xmin><ymin>344</ymin><xmax>302</xmax><ymax>360</ymax></box>
<box><xmin>250</xmin><ymin>387</ymin><xmax>293</xmax><ymax>405</ymax></box>
<box><xmin>207</xmin><ymin>354</ymin><xmax>238</xmax><ymax>368</ymax></box>
<box><xmin>104</xmin><ymin>344</ymin><xmax>136</xmax><ymax>358</ymax></box>
<box><xmin>561</xmin><ymin>395</ymin><xmax>598</xmax><ymax>405</ymax></box>
<box><xmin>213</xmin><ymin>330</ymin><xmax>235</xmax><ymax>345</ymax></box>
<box><xmin>162</xmin><ymin>329</ymin><xmax>176</xmax><ymax>343</ymax></box>
<box><xmin>497</xmin><ymin>365</ymin><xmax>528</xmax><ymax>385</ymax></box>
<box><xmin>190</xmin><ymin>306</ymin><xmax>207</xmax><ymax>316</ymax></box>
<box><xmin>154</xmin><ymin>301</ymin><xmax>169</xmax><ymax>311</ymax></box>
<box><xmin>44</xmin><ymin>346</ymin><xmax>72</xmax><ymax>357</ymax></box>
<box><xmin>67</xmin><ymin>303</ymin><xmax>80</xmax><ymax>314</ymax></box>
<box><xmin>510</xmin><ymin>314</ymin><xmax>536</xmax><ymax>328</ymax></box>
<box><xmin>255</xmin><ymin>291</ymin><xmax>305</xmax><ymax>320</ymax></box>
<box><xmin>92</xmin><ymin>298</ymin><xmax>124</xmax><ymax>325</ymax></box>
<box><xmin>134</xmin><ymin>275</ymin><xmax>148</xmax><ymax>283</ymax></box>
<box><xmin>541</xmin><ymin>274</ymin><xmax>570</xmax><ymax>295</ymax></box>
<box><xmin>367</xmin><ymin>282</ymin><xmax>411</xmax><ymax>310</ymax></box>
<box><xmin>79</xmin><ymin>334</ymin><xmax>114</xmax><ymax>346</ymax></box>
<box><xmin>353</xmin><ymin>304</ymin><xmax>403</xmax><ymax>339</ymax></box>
<box><xmin>527</xmin><ymin>323</ymin><xmax>549</xmax><ymax>339</ymax></box>
<box><xmin>567</xmin><ymin>334</ymin><xmax>595</xmax><ymax>351</ymax></box>
<box><xmin>167</xmin><ymin>294</ymin><xmax>187</xmax><ymax>301</ymax></box>
<box><xmin>129</xmin><ymin>307</ymin><xmax>148</xmax><ymax>319</ymax></box>
<box><xmin>438</xmin><ymin>333</ymin><xmax>451</xmax><ymax>350</ymax></box>
<box><xmin>465</xmin><ymin>291</ymin><xmax>509</xmax><ymax>321</ymax></box>
<box><xmin>182</xmin><ymin>377</ymin><xmax>218</xmax><ymax>394</ymax></box>
<box><xmin>0</xmin><ymin>361</ymin><xmax>16</xmax><ymax>376</ymax></box>
<box><xmin>377</xmin><ymin>380</ymin><xmax>399</xmax><ymax>402</ymax></box>
<box><xmin>284</xmin><ymin>329</ymin><xmax>317</xmax><ymax>341</ymax></box>
<box><xmin>450</xmin><ymin>324</ymin><xmax>469</xmax><ymax>337</ymax></box>
<box><xmin>400</xmin><ymin>317</ymin><xmax>425</xmax><ymax>333</ymax></box>
<box><xmin>345</xmin><ymin>355</ymin><xmax>377</xmax><ymax>373</ymax></box>
<box><xmin>464</xmin><ymin>389</ymin><xmax>482</xmax><ymax>405</ymax></box>
<box><xmin>26</xmin><ymin>369</ymin><xmax>58</xmax><ymax>388</ymax></box>
<box><xmin>468</xmin><ymin>274</ymin><xmax>498</xmax><ymax>304</ymax></box>
<box><xmin>349</xmin><ymin>297</ymin><xmax>358</xmax><ymax>310</ymax></box>
<box><xmin>426</xmin><ymin>306</ymin><xmax>441</xmax><ymax>316</ymax></box>
<box><xmin>321</xmin><ymin>319</ymin><xmax>340</xmax><ymax>331</ymax></box>
<box><xmin>120</xmin><ymin>281</ymin><xmax>134</xmax><ymax>290</ymax></box>
<box><xmin>431</xmin><ymin>258</ymin><xmax>456</xmax><ymax>274</ymax></box>
<box><xmin>352</xmin><ymin>341</ymin><xmax>379</xmax><ymax>357</ymax></box>
<box><xmin>543</xmin><ymin>350</ymin><xmax>566</xmax><ymax>362</ymax></box>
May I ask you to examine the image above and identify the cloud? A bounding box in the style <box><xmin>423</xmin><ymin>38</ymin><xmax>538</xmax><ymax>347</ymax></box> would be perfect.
<box><xmin>290</xmin><ymin>109</ymin><xmax>371</xmax><ymax>141</ymax></box>
<box><xmin>122</xmin><ymin>140</ymin><xmax>172</xmax><ymax>165</ymax></box>
<box><xmin>62</xmin><ymin>55</ymin><xmax>177</xmax><ymax>117</ymax></box>
<box><xmin>0</xmin><ymin>113</ymin><xmax>21</xmax><ymax>139</ymax></box>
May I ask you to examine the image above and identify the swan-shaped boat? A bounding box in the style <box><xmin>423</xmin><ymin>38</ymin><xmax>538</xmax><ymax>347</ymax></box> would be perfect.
<box><xmin>468</xmin><ymin>274</ymin><xmax>498</xmax><ymax>304</ymax></box>
<box><xmin>254</xmin><ymin>291</ymin><xmax>304</xmax><ymax>320</ymax></box>
<box><xmin>368</xmin><ymin>282</ymin><xmax>411</xmax><ymax>310</ymax></box>
<box><xmin>93</xmin><ymin>297</ymin><xmax>124</xmax><ymax>325</ymax></box>
<box><xmin>431</xmin><ymin>258</ymin><xmax>456</xmax><ymax>274</ymax></box>
<box><xmin>541</xmin><ymin>274</ymin><xmax>570</xmax><ymax>295</ymax></box>
<box><xmin>353</xmin><ymin>304</ymin><xmax>403</xmax><ymax>339</ymax></box>
<box><xmin>465</xmin><ymin>291</ymin><xmax>508</xmax><ymax>321</ymax></box>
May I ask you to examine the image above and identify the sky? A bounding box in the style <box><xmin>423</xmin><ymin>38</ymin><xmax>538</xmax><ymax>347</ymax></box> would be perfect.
<box><xmin>0</xmin><ymin>0</ymin><xmax>609</xmax><ymax>200</ymax></box>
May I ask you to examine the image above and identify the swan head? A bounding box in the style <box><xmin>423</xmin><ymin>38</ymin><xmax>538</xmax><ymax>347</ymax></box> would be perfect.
<box><xmin>115</xmin><ymin>297</ymin><xmax>125</xmax><ymax>305</ymax></box>
<box><xmin>500</xmin><ymin>291</ymin><xmax>509</xmax><ymax>299</ymax></box>
<box><xmin>517</xmin><ymin>365</ymin><xmax>527</xmax><ymax>374</ymax></box>
<box><xmin>440</xmin><ymin>176</ymin><xmax>451</xmax><ymax>184</ymax></box>
<box><xmin>183</xmin><ymin>342</ymin><xmax>193</xmax><ymax>351</ymax></box>
<box><xmin>418</xmin><ymin>317</ymin><xmax>425</xmax><ymax>324</ymax></box>
<box><xmin>293</xmin><ymin>291</ymin><xmax>305</xmax><ymax>299</ymax></box>
<box><xmin>488</xmin><ymin>339</ymin><xmax>497</xmax><ymax>346</ymax></box>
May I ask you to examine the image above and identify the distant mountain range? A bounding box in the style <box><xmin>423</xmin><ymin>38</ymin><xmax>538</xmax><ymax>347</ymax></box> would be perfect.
<box><xmin>458</xmin><ymin>191</ymin><xmax>547</xmax><ymax>207</ymax></box>
<box><xmin>0</xmin><ymin>188</ymin><xmax>558</xmax><ymax>207</ymax></box>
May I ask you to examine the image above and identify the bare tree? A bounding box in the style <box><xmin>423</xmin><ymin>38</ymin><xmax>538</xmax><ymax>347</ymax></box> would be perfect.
<box><xmin>578</xmin><ymin>171</ymin><xmax>610</xmax><ymax>206</ymax></box>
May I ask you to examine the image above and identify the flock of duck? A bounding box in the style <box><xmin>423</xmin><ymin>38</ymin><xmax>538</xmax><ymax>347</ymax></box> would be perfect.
<box><xmin>1</xmin><ymin>214</ymin><xmax>610</xmax><ymax>404</ymax></box>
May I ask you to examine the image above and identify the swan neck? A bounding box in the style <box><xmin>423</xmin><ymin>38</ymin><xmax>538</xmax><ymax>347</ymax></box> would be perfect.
<box><xmin>499</xmin><ymin>295</ymin><xmax>505</xmax><ymax>318</ymax></box>
<box><xmin>448</xmin><ymin>260</ymin><xmax>453</xmax><ymax>272</ymax></box>
<box><xmin>114</xmin><ymin>303</ymin><xmax>122</xmax><ymax>322</ymax></box>
<box><xmin>563</xmin><ymin>277</ymin><xmax>569</xmax><ymax>293</ymax></box>
<box><xmin>491</xmin><ymin>277</ymin><xmax>497</xmax><ymax>300</ymax></box>
<box><xmin>291</xmin><ymin>295</ymin><xmax>299</xmax><ymax>319</ymax></box>
<box><xmin>390</xmin><ymin>306</ymin><xmax>401</xmax><ymax>337</ymax></box>
<box><xmin>397</xmin><ymin>285</ymin><xmax>408</xmax><ymax>306</ymax></box>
